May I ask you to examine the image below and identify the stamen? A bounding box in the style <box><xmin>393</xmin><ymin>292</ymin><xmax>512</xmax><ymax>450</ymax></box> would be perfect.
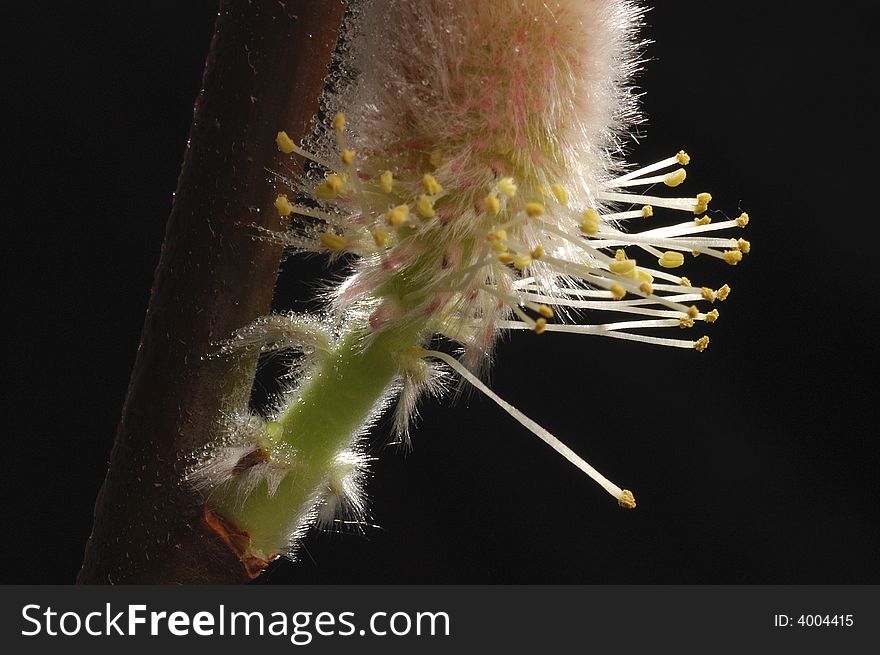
<box><xmin>423</xmin><ymin>349</ymin><xmax>634</xmax><ymax>508</ymax></box>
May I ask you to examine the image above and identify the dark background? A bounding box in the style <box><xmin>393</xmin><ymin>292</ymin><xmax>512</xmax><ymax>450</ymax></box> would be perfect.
<box><xmin>3</xmin><ymin>1</ymin><xmax>876</xmax><ymax>584</ymax></box>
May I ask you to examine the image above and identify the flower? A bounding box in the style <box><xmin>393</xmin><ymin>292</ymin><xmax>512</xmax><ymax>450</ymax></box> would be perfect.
<box><xmin>194</xmin><ymin>0</ymin><xmax>749</xmax><ymax>562</ymax></box>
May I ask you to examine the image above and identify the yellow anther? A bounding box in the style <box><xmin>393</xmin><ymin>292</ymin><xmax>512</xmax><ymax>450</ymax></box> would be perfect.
<box><xmin>525</xmin><ymin>202</ymin><xmax>545</xmax><ymax>217</ymax></box>
<box><xmin>417</xmin><ymin>194</ymin><xmax>436</xmax><ymax>219</ymax></box>
<box><xmin>705</xmin><ymin>309</ymin><xmax>719</xmax><ymax>323</ymax></box>
<box><xmin>483</xmin><ymin>193</ymin><xmax>500</xmax><ymax>216</ymax></box>
<box><xmin>580</xmin><ymin>208</ymin><xmax>600</xmax><ymax>235</ymax></box>
<box><xmin>530</xmin><ymin>245</ymin><xmax>545</xmax><ymax>259</ymax></box>
<box><xmin>664</xmin><ymin>168</ymin><xmax>687</xmax><ymax>187</ymax></box>
<box><xmin>723</xmin><ymin>249</ymin><xmax>743</xmax><ymax>265</ymax></box>
<box><xmin>372</xmin><ymin>229</ymin><xmax>388</xmax><ymax>247</ymax></box>
<box><xmin>537</xmin><ymin>184</ymin><xmax>550</xmax><ymax>198</ymax></box>
<box><xmin>316</xmin><ymin>173</ymin><xmax>346</xmax><ymax>199</ymax></box>
<box><xmin>387</xmin><ymin>204</ymin><xmax>410</xmax><ymax>227</ymax></box>
<box><xmin>692</xmin><ymin>250</ymin><xmax>701</xmax><ymax>257</ymax></box>
<box><xmin>736</xmin><ymin>238</ymin><xmax>751</xmax><ymax>254</ymax></box>
<box><xmin>693</xmin><ymin>192</ymin><xmax>712</xmax><ymax>214</ymax></box>
<box><xmin>422</xmin><ymin>174</ymin><xmax>442</xmax><ymax>195</ymax></box>
<box><xmin>642</xmin><ymin>205</ymin><xmax>653</xmax><ymax>217</ymax></box>
<box><xmin>716</xmin><ymin>284</ymin><xmax>731</xmax><ymax>301</ymax></box>
<box><xmin>341</xmin><ymin>149</ymin><xmax>356</xmax><ymax>165</ymax></box>
<box><xmin>679</xmin><ymin>276</ymin><xmax>692</xmax><ymax>287</ymax></box>
<box><xmin>658</xmin><ymin>251</ymin><xmax>685</xmax><ymax>269</ymax></box>
<box><xmin>694</xmin><ymin>215</ymin><xmax>712</xmax><ymax>226</ymax></box>
<box><xmin>491</xmin><ymin>241</ymin><xmax>508</xmax><ymax>252</ymax></box>
<box><xmin>320</xmin><ymin>231</ymin><xmax>347</xmax><ymax>251</ymax></box>
<box><xmin>736</xmin><ymin>212</ymin><xmax>750</xmax><ymax>227</ymax></box>
<box><xmin>379</xmin><ymin>170</ymin><xmax>394</xmax><ymax>194</ymax></box>
<box><xmin>676</xmin><ymin>150</ymin><xmax>691</xmax><ymax>166</ymax></box>
<box><xmin>498</xmin><ymin>252</ymin><xmax>514</xmax><ymax>265</ymax></box>
<box><xmin>639</xmin><ymin>281</ymin><xmax>653</xmax><ymax>295</ymax></box>
<box><xmin>534</xmin><ymin>318</ymin><xmax>547</xmax><ymax>334</ymax></box>
<box><xmin>615</xmin><ymin>249</ymin><xmax>627</xmax><ymax>261</ymax></box>
<box><xmin>274</xmin><ymin>194</ymin><xmax>293</xmax><ymax>217</ymax></box>
<box><xmin>701</xmin><ymin>287</ymin><xmax>717</xmax><ymax>303</ymax></box>
<box><xmin>609</xmin><ymin>259</ymin><xmax>636</xmax><ymax>276</ymax></box>
<box><xmin>332</xmin><ymin>112</ymin><xmax>346</xmax><ymax>133</ymax></box>
<box><xmin>486</xmin><ymin>229</ymin><xmax>507</xmax><ymax>242</ymax></box>
<box><xmin>550</xmin><ymin>183</ymin><xmax>569</xmax><ymax>206</ymax></box>
<box><xmin>610</xmin><ymin>283</ymin><xmax>626</xmax><ymax>300</ymax></box>
<box><xmin>687</xmin><ymin>305</ymin><xmax>699</xmax><ymax>319</ymax></box>
<box><xmin>429</xmin><ymin>147</ymin><xmax>444</xmax><ymax>168</ymax></box>
<box><xmin>498</xmin><ymin>177</ymin><xmax>517</xmax><ymax>197</ymax></box>
<box><xmin>276</xmin><ymin>131</ymin><xmax>296</xmax><ymax>154</ymax></box>
<box><xmin>679</xmin><ymin>316</ymin><xmax>695</xmax><ymax>328</ymax></box>
<box><xmin>637</xmin><ymin>270</ymin><xmax>654</xmax><ymax>284</ymax></box>
<box><xmin>693</xmin><ymin>336</ymin><xmax>710</xmax><ymax>352</ymax></box>
<box><xmin>513</xmin><ymin>254</ymin><xmax>532</xmax><ymax>270</ymax></box>
<box><xmin>618</xmin><ymin>489</ymin><xmax>636</xmax><ymax>510</ymax></box>
<box><xmin>537</xmin><ymin>304</ymin><xmax>553</xmax><ymax>318</ymax></box>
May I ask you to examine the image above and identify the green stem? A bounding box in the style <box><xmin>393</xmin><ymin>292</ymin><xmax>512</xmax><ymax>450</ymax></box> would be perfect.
<box><xmin>212</xmin><ymin>319</ymin><xmax>425</xmax><ymax>559</ymax></box>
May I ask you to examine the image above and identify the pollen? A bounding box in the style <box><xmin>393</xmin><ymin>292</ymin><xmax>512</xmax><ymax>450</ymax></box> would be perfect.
<box><xmin>663</xmin><ymin>168</ymin><xmax>687</xmax><ymax>187</ymax></box>
<box><xmin>387</xmin><ymin>204</ymin><xmax>410</xmax><ymax>227</ymax></box>
<box><xmin>513</xmin><ymin>254</ymin><xmax>532</xmax><ymax>270</ymax></box>
<box><xmin>716</xmin><ymin>284</ymin><xmax>731</xmax><ymax>301</ymax></box>
<box><xmin>498</xmin><ymin>177</ymin><xmax>517</xmax><ymax>197</ymax></box>
<box><xmin>332</xmin><ymin>112</ymin><xmax>346</xmax><ymax>134</ymax></box>
<box><xmin>639</xmin><ymin>281</ymin><xmax>653</xmax><ymax>295</ymax></box>
<box><xmin>679</xmin><ymin>316</ymin><xmax>695</xmax><ymax>328</ymax></box>
<box><xmin>530</xmin><ymin>245</ymin><xmax>545</xmax><ymax>260</ymax></box>
<box><xmin>276</xmin><ymin>130</ymin><xmax>295</xmax><ymax>154</ymax></box>
<box><xmin>534</xmin><ymin>318</ymin><xmax>548</xmax><ymax>334</ymax></box>
<box><xmin>618</xmin><ymin>489</ymin><xmax>636</xmax><ymax>510</ymax></box>
<box><xmin>422</xmin><ymin>174</ymin><xmax>442</xmax><ymax>195</ymax></box>
<box><xmin>610</xmin><ymin>283</ymin><xmax>626</xmax><ymax>300</ymax></box>
<box><xmin>687</xmin><ymin>305</ymin><xmax>699</xmax><ymax>319</ymax></box>
<box><xmin>430</xmin><ymin>147</ymin><xmax>444</xmax><ymax>168</ymax></box>
<box><xmin>676</xmin><ymin>150</ymin><xmax>691</xmax><ymax>165</ymax></box>
<box><xmin>736</xmin><ymin>238</ymin><xmax>751</xmax><ymax>253</ymax></box>
<box><xmin>485</xmin><ymin>193</ymin><xmax>501</xmax><ymax>215</ymax></box>
<box><xmin>694</xmin><ymin>215</ymin><xmax>711</xmax><ymax>226</ymax></box>
<box><xmin>550</xmin><ymin>183</ymin><xmax>569</xmax><ymax>206</ymax></box>
<box><xmin>680</xmin><ymin>276</ymin><xmax>692</xmax><ymax>287</ymax></box>
<box><xmin>723</xmin><ymin>250</ymin><xmax>743</xmax><ymax>265</ymax></box>
<box><xmin>537</xmin><ymin>304</ymin><xmax>554</xmax><ymax>318</ymax></box>
<box><xmin>705</xmin><ymin>309</ymin><xmax>719</xmax><ymax>323</ymax></box>
<box><xmin>372</xmin><ymin>229</ymin><xmax>388</xmax><ymax>247</ymax></box>
<box><xmin>274</xmin><ymin>194</ymin><xmax>293</xmax><ymax>217</ymax></box>
<box><xmin>487</xmin><ymin>229</ymin><xmax>507</xmax><ymax>242</ymax></box>
<box><xmin>580</xmin><ymin>208</ymin><xmax>600</xmax><ymax>235</ymax></box>
<box><xmin>417</xmin><ymin>194</ymin><xmax>436</xmax><ymax>218</ymax></box>
<box><xmin>693</xmin><ymin>192</ymin><xmax>712</xmax><ymax>214</ymax></box>
<box><xmin>701</xmin><ymin>287</ymin><xmax>717</xmax><ymax>303</ymax></box>
<box><xmin>498</xmin><ymin>252</ymin><xmax>514</xmax><ymax>265</ymax></box>
<box><xmin>380</xmin><ymin>170</ymin><xmax>394</xmax><ymax>193</ymax></box>
<box><xmin>736</xmin><ymin>212</ymin><xmax>750</xmax><ymax>227</ymax></box>
<box><xmin>525</xmin><ymin>202</ymin><xmax>545</xmax><ymax>217</ymax></box>
<box><xmin>317</xmin><ymin>173</ymin><xmax>346</xmax><ymax>199</ymax></box>
<box><xmin>320</xmin><ymin>231</ymin><xmax>347</xmax><ymax>251</ymax></box>
<box><xmin>642</xmin><ymin>205</ymin><xmax>653</xmax><ymax>217</ymax></box>
<box><xmin>658</xmin><ymin>251</ymin><xmax>685</xmax><ymax>269</ymax></box>
<box><xmin>609</xmin><ymin>258</ymin><xmax>636</xmax><ymax>277</ymax></box>
<box><xmin>693</xmin><ymin>336</ymin><xmax>710</xmax><ymax>352</ymax></box>
<box><xmin>341</xmin><ymin>149</ymin><xmax>356</xmax><ymax>165</ymax></box>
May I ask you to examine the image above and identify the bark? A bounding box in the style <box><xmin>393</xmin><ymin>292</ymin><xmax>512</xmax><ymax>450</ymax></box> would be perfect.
<box><xmin>78</xmin><ymin>0</ymin><xmax>344</xmax><ymax>584</ymax></box>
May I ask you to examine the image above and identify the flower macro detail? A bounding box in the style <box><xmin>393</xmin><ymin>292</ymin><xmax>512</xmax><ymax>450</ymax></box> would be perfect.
<box><xmin>191</xmin><ymin>0</ymin><xmax>750</xmax><ymax>568</ymax></box>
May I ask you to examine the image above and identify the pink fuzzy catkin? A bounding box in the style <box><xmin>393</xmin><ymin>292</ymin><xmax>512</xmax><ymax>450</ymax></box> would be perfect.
<box><xmin>195</xmin><ymin>0</ymin><xmax>749</xmax><ymax>541</ymax></box>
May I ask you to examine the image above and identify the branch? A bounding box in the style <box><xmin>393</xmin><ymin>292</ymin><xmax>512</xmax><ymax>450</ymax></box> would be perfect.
<box><xmin>78</xmin><ymin>0</ymin><xmax>344</xmax><ymax>584</ymax></box>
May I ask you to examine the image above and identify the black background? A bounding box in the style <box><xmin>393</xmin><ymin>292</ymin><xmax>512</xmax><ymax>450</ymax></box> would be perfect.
<box><xmin>3</xmin><ymin>1</ymin><xmax>877</xmax><ymax>584</ymax></box>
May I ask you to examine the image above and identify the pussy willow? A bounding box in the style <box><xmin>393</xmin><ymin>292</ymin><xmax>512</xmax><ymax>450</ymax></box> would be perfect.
<box><xmin>189</xmin><ymin>0</ymin><xmax>749</xmax><ymax>570</ymax></box>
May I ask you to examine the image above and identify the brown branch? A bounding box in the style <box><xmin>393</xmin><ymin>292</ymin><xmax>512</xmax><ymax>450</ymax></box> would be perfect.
<box><xmin>77</xmin><ymin>0</ymin><xmax>344</xmax><ymax>584</ymax></box>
